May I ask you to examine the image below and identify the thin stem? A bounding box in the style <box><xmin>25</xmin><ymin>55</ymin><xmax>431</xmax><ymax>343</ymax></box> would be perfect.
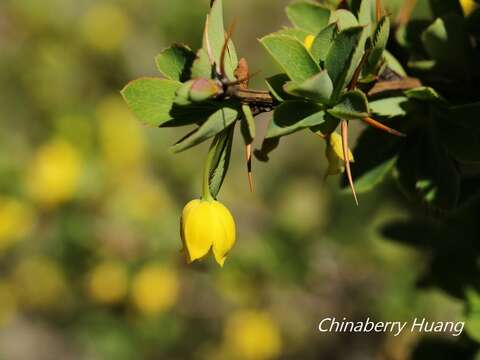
<box><xmin>231</xmin><ymin>88</ymin><xmax>274</xmax><ymax>104</ymax></box>
<box><xmin>202</xmin><ymin>138</ymin><xmax>218</xmax><ymax>201</ymax></box>
<box><xmin>230</xmin><ymin>76</ymin><xmax>422</xmax><ymax>106</ymax></box>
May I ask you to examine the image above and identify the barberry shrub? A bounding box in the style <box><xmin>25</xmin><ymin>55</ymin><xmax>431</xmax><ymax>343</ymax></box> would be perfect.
<box><xmin>123</xmin><ymin>0</ymin><xmax>480</xmax><ymax>354</ymax></box>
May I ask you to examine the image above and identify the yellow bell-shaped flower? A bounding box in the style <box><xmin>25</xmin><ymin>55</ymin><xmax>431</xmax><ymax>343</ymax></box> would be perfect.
<box><xmin>180</xmin><ymin>199</ymin><xmax>236</xmax><ymax>267</ymax></box>
<box><xmin>460</xmin><ymin>0</ymin><xmax>477</xmax><ymax>15</ymax></box>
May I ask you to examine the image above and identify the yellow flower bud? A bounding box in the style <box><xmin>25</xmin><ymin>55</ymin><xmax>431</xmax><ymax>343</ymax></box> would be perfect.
<box><xmin>325</xmin><ymin>132</ymin><xmax>354</xmax><ymax>176</ymax></box>
<box><xmin>460</xmin><ymin>0</ymin><xmax>477</xmax><ymax>15</ymax></box>
<box><xmin>325</xmin><ymin>132</ymin><xmax>355</xmax><ymax>176</ymax></box>
<box><xmin>303</xmin><ymin>34</ymin><xmax>315</xmax><ymax>51</ymax></box>
<box><xmin>180</xmin><ymin>199</ymin><xmax>236</xmax><ymax>267</ymax></box>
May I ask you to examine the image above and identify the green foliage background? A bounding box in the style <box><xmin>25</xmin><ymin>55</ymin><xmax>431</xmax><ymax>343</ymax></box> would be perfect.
<box><xmin>0</xmin><ymin>0</ymin><xmax>479</xmax><ymax>359</ymax></box>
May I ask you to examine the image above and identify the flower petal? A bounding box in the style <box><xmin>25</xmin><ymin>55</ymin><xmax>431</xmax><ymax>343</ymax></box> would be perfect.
<box><xmin>183</xmin><ymin>201</ymin><xmax>214</xmax><ymax>262</ymax></box>
<box><xmin>180</xmin><ymin>199</ymin><xmax>201</xmax><ymax>262</ymax></box>
<box><xmin>211</xmin><ymin>201</ymin><xmax>236</xmax><ymax>266</ymax></box>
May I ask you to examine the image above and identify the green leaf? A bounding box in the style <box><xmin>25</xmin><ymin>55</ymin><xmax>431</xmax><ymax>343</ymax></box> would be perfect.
<box><xmin>383</xmin><ymin>50</ymin><xmax>406</xmax><ymax>77</ymax></box>
<box><xmin>311</xmin><ymin>23</ymin><xmax>338</xmax><ymax>63</ymax></box>
<box><xmin>327</xmin><ymin>90</ymin><xmax>369</xmax><ymax>120</ymax></box>
<box><xmin>353</xmin><ymin>156</ymin><xmax>398</xmax><ymax>192</ymax></box>
<box><xmin>191</xmin><ymin>48</ymin><xmax>213</xmax><ymax>79</ymax></box>
<box><xmin>266</xmin><ymin>101</ymin><xmax>326</xmax><ymax>138</ymax></box>
<box><xmin>121</xmin><ymin>78</ymin><xmax>180</xmax><ymax>127</ymax></box>
<box><xmin>224</xmin><ymin>40</ymin><xmax>239</xmax><ymax>80</ymax></box>
<box><xmin>203</xmin><ymin>0</ymin><xmax>224</xmax><ymax>63</ymax></box>
<box><xmin>265</xmin><ymin>74</ymin><xmax>294</xmax><ymax>102</ymax></box>
<box><xmin>241</xmin><ymin>104</ymin><xmax>256</xmax><ymax>143</ymax></box>
<box><xmin>408</xmin><ymin>60</ymin><xmax>436</xmax><ymax>72</ymax></box>
<box><xmin>286</xmin><ymin>1</ymin><xmax>331</xmax><ymax>34</ymax></box>
<box><xmin>405</xmin><ymin>86</ymin><xmax>446</xmax><ymax>104</ymax></box>
<box><xmin>260</xmin><ymin>34</ymin><xmax>320</xmax><ymax>82</ymax></box>
<box><xmin>330</xmin><ymin>9</ymin><xmax>359</xmax><ymax>30</ymax></box>
<box><xmin>276</xmin><ymin>27</ymin><xmax>311</xmax><ymax>42</ymax></box>
<box><xmin>369</xmin><ymin>96</ymin><xmax>408</xmax><ymax>118</ymax></box>
<box><xmin>325</xmin><ymin>26</ymin><xmax>366</xmax><ymax>101</ymax></box>
<box><xmin>421</xmin><ymin>14</ymin><xmax>472</xmax><ymax>79</ymax></box>
<box><xmin>283</xmin><ymin>70</ymin><xmax>333</xmax><ymax>104</ymax></box>
<box><xmin>357</xmin><ymin>0</ymin><xmax>373</xmax><ymax>31</ymax></box>
<box><xmin>310</xmin><ymin>113</ymin><xmax>340</xmax><ymax>135</ymax></box>
<box><xmin>155</xmin><ymin>44</ymin><xmax>196</xmax><ymax>82</ymax></box>
<box><xmin>254</xmin><ymin>137</ymin><xmax>280</xmax><ymax>162</ymax></box>
<box><xmin>209</xmin><ymin>126</ymin><xmax>235</xmax><ymax>198</ymax></box>
<box><xmin>174</xmin><ymin>81</ymin><xmax>194</xmax><ymax>106</ymax></box>
<box><xmin>170</xmin><ymin>107</ymin><xmax>238</xmax><ymax>153</ymax></box>
<box><xmin>203</xmin><ymin>0</ymin><xmax>238</xmax><ymax>78</ymax></box>
<box><xmin>161</xmin><ymin>104</ymin><xmax>217</xmax><ymax>128</ymax></box>
<box><xmin>365</xmin><ymin>16</ymin><xmax>390</xmax><ymax>74</ymax></box>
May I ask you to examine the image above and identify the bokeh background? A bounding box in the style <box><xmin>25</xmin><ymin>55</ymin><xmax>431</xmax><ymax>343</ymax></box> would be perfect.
<box><xmin>0</xmin><ymin>0</ymin><xmax>471</xmax><ymax>359</ymax></box>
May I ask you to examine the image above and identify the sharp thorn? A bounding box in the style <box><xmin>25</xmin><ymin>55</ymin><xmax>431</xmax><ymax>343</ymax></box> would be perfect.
<box><xmin>204</xmin><ymin>17</ymin><xmax>215</xmax><ymax>66</ymax></box>
<box><xmin>349</xmin><ymin>50</ymin><xmax>369</xmax><ymax>91</ymax></box>
<box><xmin>376</xmin><ymin>0</ymin><xmax>383</xmax><ymax>21</ymax></box>
<box><xmin>246</xmin><ymin>143</ymin><xmax>254</xmax><ymax>192</ymax></box>
<box><xmin>341</xmin><ymin>120</ymin><xmax>359</xmax><ymax>206</ymax></box>
<box><xmin>363</xmin><ymin>117</ymin><xmax>406</xmax><ymax>137</ymax></box>
<box><xmin>220</xmin><ymin>20</ymin><xmax>236</xmax><ymax>78</ymax></box>
<box><xmin>225</xmin><ymin>70</ymin><xmax>261</xmax><ymax>87</ymax></box>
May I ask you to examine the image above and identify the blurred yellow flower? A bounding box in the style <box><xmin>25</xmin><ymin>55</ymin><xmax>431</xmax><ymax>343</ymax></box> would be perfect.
<box><xmin>303</xmin><ymin>34</ymin><xmax>315</xmax><ymax>51</ymax></box>
<box><xmin>97</xmin><ymin>96</ymin><xmax>146</xmax><ymax>176</ymax></box>
<box><xmin>131</xmin><ymin>264</ymin><xmax>178</xmax><ymax>315</ymax></box>
<box><xmin>110</xmin><ymin>174</ymin><xmax>174</xmax><ymax>224</ymax></box>
<box><xmin>224</xmin><ymin>310</ymin><xmax>282</xmax><ymax>360</ymax></box>
<box><xmin>27</xmin><ymin>138</ymin><xmax>82</xmax><ymax>207</ymax></box>
<box><xmin>0</xmin><ymin>280</ymin><xmax>17</xmax><ymax>327</ymax></box>
<box><xmin>80</xmin><ymin>3</ymin><xmax>131</xmax><ymax>53</ymax></box>
<box><xmin>0</xmin><ymin>197</ymin><xmax>35</xmax><ymax>252</ymax></box>
<box><xmin>13</xmin><ymin>256</ymin><xmax>68</xmax><ymax>310</ymax></box>
<box><xmin>460</xmin><ymin>0</ymin><xmax>477</xmax><ymax>15</ymax></box>
<box><xmin>181</xmin><ymin>199</ymin><xmax>236</xmax><ymax>267</ymax></box>
<box><xmin>87</xmin><ymin>261</ymin><xmax>128</xmax><ymax>305</ymax></box>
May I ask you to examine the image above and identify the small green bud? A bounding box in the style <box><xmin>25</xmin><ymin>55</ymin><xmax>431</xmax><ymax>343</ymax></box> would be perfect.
<box><xmin>189</xmin><ymin>78</ymin><xmax>221</xmax><ymax>102</ymax></box>
<box><xmin>174</xmin><ymin>78</ymin><xmax>221</xmax><ymax>106</ymax></box>
<box><xmin>175</xmin><ymin>81</ymin><xmax>195</xmax><ymax>106</ymax></box>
